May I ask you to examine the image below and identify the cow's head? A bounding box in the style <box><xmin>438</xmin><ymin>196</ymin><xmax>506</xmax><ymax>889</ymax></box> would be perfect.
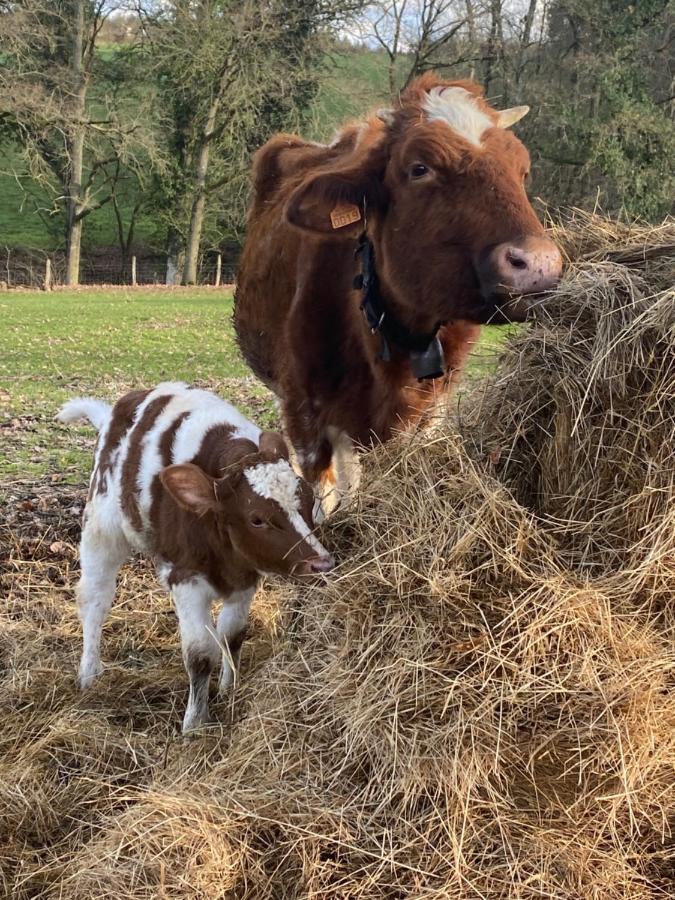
<box><xmin>285</xmin><ymin>74</ymin><xmax>562</xmax><ymax>327</ymax></box>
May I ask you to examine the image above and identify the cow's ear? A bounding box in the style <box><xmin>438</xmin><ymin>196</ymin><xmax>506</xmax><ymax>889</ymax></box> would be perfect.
<box><xmin>285</xmin><ymin>147</ymin><xmax>387</xmax><ymax>237</ymax></box>
<box><xmin>161</xmin><ymin>464</ymin><xmax>220</xmax><ymax>517</ymax></box>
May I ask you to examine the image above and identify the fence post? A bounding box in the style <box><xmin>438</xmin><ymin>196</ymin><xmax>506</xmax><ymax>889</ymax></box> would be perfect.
<box><xmin>131</xmin><ymin>255</ymin><xmax>137</xmax><ymax>287</ymax></box>
<box><xmin>44</xmin><ymin>258</ymin><xmax>52</xmax><ymax>291</ymax></box>
<box><xmin>215</xmin><ymin>253</ymin><xmax>222</xmax><ymax>288</ymax></box>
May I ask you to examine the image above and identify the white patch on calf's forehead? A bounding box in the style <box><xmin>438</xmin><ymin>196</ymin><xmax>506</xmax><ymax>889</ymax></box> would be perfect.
<box><xmin>423</xmin><ymin>86</ymin><xmax>493</xmax><ymax>147</ymax></box>
<box><xmin>245</xmin><ymin>461</ymin><xmax>327</xmax><ymax>556</ymax></box>
<box><xmin>245</xmin><ymin>460</ymin><xmax>300</xmax><ymax>511</ymax></box>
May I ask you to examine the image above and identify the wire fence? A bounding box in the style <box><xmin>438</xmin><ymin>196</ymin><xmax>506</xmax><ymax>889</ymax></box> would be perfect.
<box><xmin>0</xmin><ymin>247</ymin><xmax>238</xmax><ymax>289</ymax></box>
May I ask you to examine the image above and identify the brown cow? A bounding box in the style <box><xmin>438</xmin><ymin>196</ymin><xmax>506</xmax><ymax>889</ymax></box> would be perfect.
<box><xmin>234</xmin><ymin>74</ymin><xmax>562</xmax><ymax>513</ymax></box>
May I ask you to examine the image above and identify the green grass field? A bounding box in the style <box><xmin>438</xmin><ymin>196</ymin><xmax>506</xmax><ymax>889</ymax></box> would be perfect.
<box><xmin>0</xmin><ymin>288</ymin><xmax>275</xmax><ymax>485</ymax></box>
<box><xmin>0</xmin><ymin>286</ymin><xmax>511</xmax><ymax>488</ymax></box>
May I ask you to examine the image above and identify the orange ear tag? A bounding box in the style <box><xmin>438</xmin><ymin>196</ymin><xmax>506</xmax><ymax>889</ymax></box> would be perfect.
<box><xmin>330</xmin><ymin>203</ymin><xmax>362</xmax><ymax>230</ymax></box>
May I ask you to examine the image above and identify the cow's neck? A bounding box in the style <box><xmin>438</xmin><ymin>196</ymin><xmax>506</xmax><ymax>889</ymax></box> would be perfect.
<box><xmin>355</xmin><ymin>235</ymin><xmax>445</xmax><ymax>381</ymax></box>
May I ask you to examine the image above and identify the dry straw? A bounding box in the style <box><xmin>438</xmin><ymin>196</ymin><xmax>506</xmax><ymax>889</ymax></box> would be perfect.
<box><xmin>1</xmin><ymin>212</ymin><xmax>674</xmax><ymax>898</ymax></box>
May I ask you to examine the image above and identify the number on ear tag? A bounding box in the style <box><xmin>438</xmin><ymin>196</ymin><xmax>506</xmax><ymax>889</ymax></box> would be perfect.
<box><xmin>330</xmin><ymin>203</ymin><xmax>362</xmax><ymax>229</ymax></box>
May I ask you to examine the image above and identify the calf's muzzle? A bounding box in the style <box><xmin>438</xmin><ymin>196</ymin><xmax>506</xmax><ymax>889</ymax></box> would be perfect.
<box><xmin>300</xmin><ymin>554</ymin><xmax>335</xmax><ymax>575</ymax></box>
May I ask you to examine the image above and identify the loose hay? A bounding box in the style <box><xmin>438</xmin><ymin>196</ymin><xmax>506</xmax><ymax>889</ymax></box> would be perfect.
<box><xmin>468</xmin><ymin>212</ymin><xmax>675</xmax><ymax>602</ymax></box>
<box><xmin>1</xmin><ymin>213</ymin><xmax>675</xmax><ymax>898</ymax></box>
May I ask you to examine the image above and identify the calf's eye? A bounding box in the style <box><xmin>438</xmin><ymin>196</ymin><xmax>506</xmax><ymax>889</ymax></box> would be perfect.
<box><xmin>410</xmin><ymin>163</ymin><xmax>429</xmax><ymax>179</ymax></box>
<box><xmin>250</xmin><ymin>515</ymin><xmax>268</xmax><ymax>529</ymax></box>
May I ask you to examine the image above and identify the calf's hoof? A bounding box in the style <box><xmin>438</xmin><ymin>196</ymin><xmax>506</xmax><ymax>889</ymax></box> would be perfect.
<box><xmin>181</xmin><ymin>705</ymin><xmax>210</xmax><ymax>734</ymax></box>
<box><xmin>217</xmin><ymin>664</ymin><xmax>236</xmax><ymax>696</ymax></box>
<box><xmin>78</xmin><ymin>663</ymin><xmax>102</xmax><ymax>691</ymax></box>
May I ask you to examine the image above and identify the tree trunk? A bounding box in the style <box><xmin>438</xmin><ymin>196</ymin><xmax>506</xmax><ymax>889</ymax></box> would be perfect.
<box><xmin>65</xmin><ymin>213</ymin><xmax>83</xmax><ymax>285</ymax></box>
<box><xmin>464</xmin><ymin>0</ymin><xmax>478</xmax><ymax>79</ymax></box>
<box><xmin>65</xmin><ymin>0</ymin><xmax>87</xmax><ymax>287</ymax></box>
<box><xmin>464</xmin><ymin>0</ymin><xmax>476</xmax><ymax>45</ymax></box>
<box><xmin>388</xmin><ymin>0</ymin><xmax>405</xmax><ymax>98</ymax></box>
<box><xmin>182</xmin><ymin>136</ymin><xmax>211</xmax><ymax>285</ymax></box>
<box><xmin>484</xmin><ymin>0</ymin><xmax>504</xmax><ymax>99</ymax></box>
<box><xmin>183</xmin><ymin>90</ymin><xmax>221</xmax><ymax>285</ymax></box>
<box><xmin>514</xmin><ymin>0</ymin><xmax>539</xmax><ymax>95</ymax></box>
<box><xmin>165</xmin><ymin>229</ymin><xmax>183</xmax><ymax>285</ymax></box>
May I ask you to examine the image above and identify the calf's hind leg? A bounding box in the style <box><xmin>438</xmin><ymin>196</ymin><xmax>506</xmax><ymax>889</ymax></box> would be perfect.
<box><xmin>77</xmin><ymin>520</ymin><xmax>130</xmax><ymax>690</ymax></box>
<box><xmin>216</xmin><ymin>586</ymin><xmax>255</xmax><ymax>694</ymax></box>
<box><xmin>172</xmin><ymin>577</ymin><xmax>220</xmax><ymax>732</ymax></box>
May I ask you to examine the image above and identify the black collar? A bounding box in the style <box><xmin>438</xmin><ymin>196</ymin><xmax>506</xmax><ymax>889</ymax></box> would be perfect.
<box><xmin>354</xmin><ymin>235</ymin><xmax>446</xmax><ymax>381</ymax></box>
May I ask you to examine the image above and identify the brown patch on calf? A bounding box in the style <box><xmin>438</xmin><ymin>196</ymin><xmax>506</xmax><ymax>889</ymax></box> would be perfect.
<box><xmin>120</xmin><ymin>394</ymin><xmax>174</xmax><ymax>533</ymax></box>
<box><xmin>258</xmin><ymin>431</ymin><xmax>289</xmax><ymax>461</ymax></box>
<box><xmin>91</xmin><ymin>389</ymin><xmax>149</xmax><ymax>499</ymax></box>
<box><xmin>166</xmin><ymin>567</ymin><xmax>204</xmax><ymax>588</ymax></box>
<box><xmin>149</xmin><ymin>410</ymin><xmax>190</xmax><ymax>534</ymax></box>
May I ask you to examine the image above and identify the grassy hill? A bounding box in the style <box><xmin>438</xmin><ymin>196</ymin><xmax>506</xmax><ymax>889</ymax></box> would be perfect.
<box><xmin>0</xmin><ymin>46</ymin><xmax>392</xmax><ymax>256</ymax></box>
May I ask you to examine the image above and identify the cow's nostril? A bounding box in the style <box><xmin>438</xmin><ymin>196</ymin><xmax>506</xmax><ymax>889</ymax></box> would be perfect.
<box><xmin>506</xmin><ymin>250</ymin><xmax>528</xmax><ymax>270</ymax></box>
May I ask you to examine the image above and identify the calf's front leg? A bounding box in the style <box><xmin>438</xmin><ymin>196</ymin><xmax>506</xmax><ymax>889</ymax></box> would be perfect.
<box><xmin>171</xmin><ymin>577</ymin><xmax>220</xmax><ymax>733</ymax></box>
<box><xmin>216</xmin><ymin>586</ymin><xmax>255</xmax><ymax>694</ymax></box>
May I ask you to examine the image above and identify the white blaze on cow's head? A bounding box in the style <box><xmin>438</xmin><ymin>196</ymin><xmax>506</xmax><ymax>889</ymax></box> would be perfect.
<box><xmin>160</xmin><ymin>431</ymin><xmax>333</xmax><ymax>577</ymax></box>
<box><xmin>285</xmin><ymin>74</ymin><xmax>562</xmax><ymax>329</ymax></box>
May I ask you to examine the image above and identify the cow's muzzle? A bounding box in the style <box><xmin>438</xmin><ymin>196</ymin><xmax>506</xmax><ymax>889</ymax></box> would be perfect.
<box><xmin>478</xmin><ymin>235</ymin><xmax>563</xmax><ymax>299</ymax></box>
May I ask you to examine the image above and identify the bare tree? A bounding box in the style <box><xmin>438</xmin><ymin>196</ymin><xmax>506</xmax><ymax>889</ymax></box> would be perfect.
<box><xmin>142</xmin><ymin>0</ymin><xmax>356</xmax><ymax>285</ymax></box>
<box><xmin>0</xmin><ymin>1</ymin><xmax>159</xmax><ymax>284</ymax></box>
<box><xmin>360</xmin><ymin>0</ymin><xmax>479</xmax><ymax>96</ymax></box>
<box><xmin>483</xmin><ymin>0</ymin><xmax>504</xmax><ymax>95</ymax></box>
<box><xmin>370</xmin><ymin>0</ymin><xmax>409</xmax><ymax>96</ymax></box>
<box><xmin>513</xmin><ymin>0</ymin><xmax>539</xmax><ymax>93</ymax></box>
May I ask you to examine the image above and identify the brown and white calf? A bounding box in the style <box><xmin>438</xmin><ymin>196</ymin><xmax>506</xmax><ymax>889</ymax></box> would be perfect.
<box><xmin>58</xmin><ymin>382</ymin><xmax>333</xmax><ymax>732</ymax></box>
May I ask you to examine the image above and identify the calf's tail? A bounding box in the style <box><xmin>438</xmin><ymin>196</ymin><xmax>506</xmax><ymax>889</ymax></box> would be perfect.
<box><xmin>57</xmin><ymin>398</ymin><xmax>112</xmax><ymax>432</ymax></box>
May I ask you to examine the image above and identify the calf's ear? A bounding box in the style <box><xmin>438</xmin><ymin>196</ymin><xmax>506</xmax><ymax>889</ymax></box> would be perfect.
<box><xmin>259</xmin><ymin>431</ymin><xmax>290</xmax><ymax>460</ymax></box>
<box><xmin>161</xmin><ymin>464</ymin><xmax>219</xmax><ymax>517</ymax></box>
<box><xmin>285</xmin><ymin>144</ymin><xmax>388</xmax><ymax>237</ymax></box>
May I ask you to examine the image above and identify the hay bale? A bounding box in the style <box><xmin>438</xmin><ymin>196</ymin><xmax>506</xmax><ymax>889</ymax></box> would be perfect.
<box><xmin>52</xmin><ymin>790</ymin><xmax>243</xmax><ymax>899</ymax></box>
<box><xmin>467</xmin><ymin>213</ymin><xmax>675</xmax><ymax>600</ymax></box>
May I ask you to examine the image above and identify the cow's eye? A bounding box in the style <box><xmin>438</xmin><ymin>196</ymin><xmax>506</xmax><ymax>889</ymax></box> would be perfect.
<box><xmin>410</xmin><ymin>163</ymin><xmax>429</xmax><ymax>179</ymax></box>
<box><xmin>249</xmin><ymin>514</ymin><xmax>268</xmax><ymax>529</ymax></box>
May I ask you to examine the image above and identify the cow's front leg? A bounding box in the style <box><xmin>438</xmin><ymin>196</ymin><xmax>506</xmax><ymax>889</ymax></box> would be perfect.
<box><xmin>281</xmin><ymin>397</ymin><xmax>361</xmax><ymax>520</ymax></box>
<box><xmin>323</xmin><ymin>426</ymin><xmax>361</xmax><ymax>516</ymax></box>
<box><xmin>305</xmin><ymin>428</ymin><xmax>361</xmax><ymax>522</ymax></box>
<box><xmin>281</xmin><ymin>403</ymin><xmax>333</xmax><ymax>517</ymax></box>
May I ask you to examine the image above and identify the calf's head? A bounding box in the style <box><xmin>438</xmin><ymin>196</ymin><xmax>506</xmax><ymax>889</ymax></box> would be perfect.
<box><xmin>161</xmin><ymin>431</ymin><xmax>334</xmax><ymax>576</ymax></box>
<box><xmin>286</xmin><ymin>74</ymin><xmax>562</xmax><ymax>326</ymax></box>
